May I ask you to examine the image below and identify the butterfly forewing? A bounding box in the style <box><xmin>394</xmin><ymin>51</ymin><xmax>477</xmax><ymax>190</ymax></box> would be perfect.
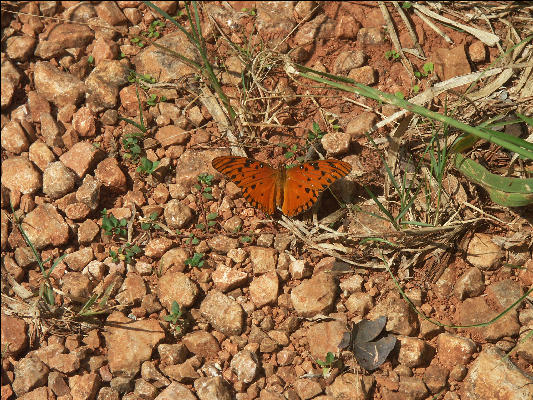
<box><xmin>212</xmin><ymin>156</ymin><xmax>278</xmax><ymax>215</ymax></box>
<box><xmin>282</xmin><ymin>159</ymin><xmax>351</xmax><ymax>216</ymax></box>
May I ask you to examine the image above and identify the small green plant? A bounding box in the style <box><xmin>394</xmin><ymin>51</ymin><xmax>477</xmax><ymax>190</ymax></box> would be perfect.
<box><xmin>394</xmin><ymin>91</ymin><xmax>405</xmax><ymax>99</ymax></box>
<box><xmin>385</xmin><ymin>50</ymin><xmax>401</xmax><ymax>61</ymax></box>
<box><xmin>163</xmin><ymin>301</ymin><xmax>186</xmax><ymax>334</ymax></box>
<box><xmin>401</xmin><ymin>1</ymin><xmax>412</xmax><ymax>9</ymax></box>
<box><xmin>316</xmin><ymin>352</ymin><xmax>339</xmax><ymax>377</ymax></box>
<box><xmin>284</xmin><ymin>144</ymin><xmax>299</xmax><ymax>159</ymax></box>
<box><xmin>128</xmin><ymin>70</ymin><xmax>156</xmax><ymax>85</ymax></box>
<box><xmin>101</xmin><ymin>209</ymin><xmax>128</xmax><ymax>237</ymax></box>
<box><xmin>308</xmin><ymin>122</ymin><xmax>325</xmax><ymax>141</ymax></box>
<box><xmin>122</xmin><ymin>132</ymin><xmax>143</xmax><ymax>160</ymax></box>
<box><xmin>146</xmin><ymin>20</ymin><xmax>165</xmax><ymax>39</ymax></box>
<box><xmin>131</xmin><ymin>36</ymin><xmax>145</xmax><ymax>48</ymax></box>
<box><xmin>185</xmin><ymin>252</ymin><xmax>205</xmax><ymax>267</ymax></box>
<box><xmin>423</xmin><ymin>62</ymin><xmax>434</xmax><ymax>74</ymax></box>
<box><xmin>146</xmin><ymin>93</ymin><xmax>167</xmax><ymax>106</ymax></box>
<box><xmin>241</xmin><ymin>7</ymin><xmax>257</xmax><ymax>16</ymax></box>
<box><xmin>87</xmin><ymin>55</ymin><xmax>94</xmax><ymax>64</ymax></box>
<box><xmin>137</xmin><ymin>157</ymin><xmax>160</xmax><ymax>175</ymax></box>
<box><xmin>110</xmin><ymin>243</ymin><xmax>141</xmax><ymax>265</ymax></box>
<box><xmin>141</xmin><ymin>212</ymin><xmax>161</xmax><ymax>231</ymax></box>
<box><xmin>185</xmin><ymin>233</ymin><xmax>200</xmax><ymax>245</ymax></box>
<box><xmin>414</xmin><ymin>62</ymin><xmax>434</xmax><ymax>78</ymax></box>
<box><xmin>240</xmin><ymin>235</ymin><xmax>252</xmax><ymax>243</ymax></box>
<box><xmin>196</xmin><ymin>173</ymin><xmax>214</xmax><ymax>199</ymax></box>
<box><xmin>206</xmin><ymin>213</ymin><xmax>218</xmax><ymax>229</ymax></box>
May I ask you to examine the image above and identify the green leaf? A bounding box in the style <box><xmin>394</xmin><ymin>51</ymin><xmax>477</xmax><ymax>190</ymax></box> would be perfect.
<box><xmin>207</xmin><ymin>212</ymin><xmax>218</xmax><ymax>220</ymax></box>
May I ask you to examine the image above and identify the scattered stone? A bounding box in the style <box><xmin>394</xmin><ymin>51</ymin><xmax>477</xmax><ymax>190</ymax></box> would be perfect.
<box><xmin>155</xmin><ymin>382</ymin><xmax>196</xmax><ymax>400</ymax></box>
<box><xmin>164</xmin><ymin>199</ymin><xmax>194</xmax><ymax>229</ymax></box>
<box><xmin>423</xmin><ymin>364</ymin><xmax>449</xmax><ymax>394</ymax></box>
<box><xmin>72</xmin><ymin>106</ymin><xmax>96</xmax><ymax>137</ymax></box>
<box><xmin>466</xmin><ymin>233</ymin><xmax>503</xmax><ymax>270</ymax></box>
<box><xmin>158</xmin><ymin>343</ymin><xmax>189</xmax><ymax>366</ymax></box>
<box><xmin>200</xmin><ymin>291</ymin><xmax>244</xmax><ymax>336</ymax></box>
<box><xmin>249</xmin><ymin>246</ymin><xmax>278</xmax><ymax>274</ymax></box>
<box><xmin>398</xmin><ymin>375</ymin><xmax>429</xmax><ymax>400</ymax></box>
<box><xmin>250</xmin><ymin>271</ymin><xmax>279</xmax><ymax>307</ymax></box>
<box><xmin>357</xmin><ymin>27</ymin><xmax>385</xmax><ymax>44</ymax></box>
<box><xmin>486</xmin><ymin>279</ymin><xmax>523</xmax><ymax>310</ymax></box>
<box><xmin>468</xmin><ymin>40</ymin><xmax>486</xmax><ymax>62</ymax></box>
<box><xmin>34</xmin><ymin>61</ymin><xmax>86</xmax><ymax>107</ymax></box>
<box><xmin>345</xmin><ymin>292</ymin><xmax>374</xmax><ymax>315</ymax></box>
<box><xmin>289</xmin><ymin>259</ymin><xmax>312</xmax><ymax>280</ymax></box>
<box><xmin>345</xmin><ymin>112</ymin><xmax>378</xmax><ymax>141</ymax></box>
<box><xmin>293</xmin><ymin>378</ymin><xmax>323</xmax><ymax>399</ymax></box>
<box><xmin>194</xmin><ymin>376</ymin><xmax>232</xmax><ymax>400</ymax></box>
<box><xmin>231</xmin><ymin>350</ymin><xmax>260</xmax><ymax>383</ymax></box>
<box><xmin>28</xmin><ymin>141</ymin><xmax>55</xmax><ymax>171</ymax></box>
<box><xmin>159</xmin><ymin>247</ymin><xmax>189</xmax><ymax>274</ymax></box>
<box><xmin>348</xmin><ymin>65</ymin><xmax>377</xmax><ymax>86</ymax></box>
<box><xmin>212</xmin><ymin>265</ymin><xmax>248</xmax><ymax>292</ymax></box>
<box><xmin>335</xmin><ymin>15</ymin><xmax>361</xmax><ymax>39</ymax></box>
<box><xmin>43</xmin><ymin>161</ymin><xmax>77</xmax><ymax>199</ymax></box>
<box><xmin>6</xmin><ymin>35</ymin><xmax>37</xmax><ymax>61</ymax></box>
<box><xmin>326</xmin><ymin>373</ymin><xmax>374</xmax><ymax>399</ymax></box>
<box><xmin>158</xmin><ymin>271</ymin><xmax>199</xmax><ymax>310</ymax></box>
<box><xmin>85</xmin><ymin>60</ymin><xmax>130</xmax><ymax>111</ymax></box>
<box><xmin>59</xmin><ymin>141</ymin><xmax>105</xmax><ymax>178</ymax></box>
<box><xmin>155</xmin><ymin>125</ymin><xmax>190</xmax><ymax>147</ymax></box>
<box><xmin>68</xmin><ymin>373</ymin><xmax>101</xmax><ymax>400</ymax></box>
<box><xmin>2</xmin><ymin>156</ymin><xmax>42</xmax><ymax>194</ymax></box>
<box><xmin>94</xmin><ymin>157</ymin><xmax>127</xmax><ymax>193</ymax></box>
<box><xmin>436</xmin><ymin>333</ymin><xmax>477</xmax><ymax>368</ymax></box>
<box><xmin>182</xmin><ymin>331</ymin><xmax>220</xmax><ymax>358</ymax></box>
<box><xmin>78</xmin><ymin>219</ymin><xmax>100</xmax><ymax>244</ymax></box>
<box><xmin>207</xmin><ymin>235</ymin><xmax>239</xmax><ymax>254</ymax></box>
<box><xmin>455</xmin><ymin>296</ymin><xmax>520</xmax><ymax>341</ymax></box>
<box><xmin>454</xmin><ymin>267</ymin><xmax>485</xmax><ymax>300</ymax></box>
<box><xmin>144</xmin><ymin>237</ymin><xmax>173</xmax><ymax>259</ymax></box>
<box><xmin>62</xmin><ymin>271</ymin><xmax>93</xmax><ymax>300</ymax></box>
<box><xmin>12</xmin><ymin>357</ymin><xmax>49</xmax><ymax>396</ymax></box>
<box><xmin>163</xmin><ymin>358</ymin><xmax>201</xmax><ymax>383</ymax></box>
<box><xmin>340</xmin><ymin>274</ymin><xmax>364</xmax><ymax>294</ymax></box>
<box><xmin>464</xmin><ymin>347</ymin><xmax>533</xmax><ymax>399</ymax></box>
<box><xmin>1</xmin><ymin>120</ymin><xmax>29</xmax><ymax>154</ymax></box>
<box><xmin>104</xmin><ymin>312</ymin><xmax>165</xmax><ymax>377</ymax></box>
<box><xmin>21</xmin><ymin>204</ymin><xmax>70</xmax><ymax>249</ymax></box>
<box><xmin>64</xmin><ymin>247</ymin><xmax>94</xmax><ymax>272</ymax></box>
<box><xmin>367</xmin><ymin>292</ymin><xmax>419</xmax><ymax>336</ymax></box>
<box><xmin>321</xmin><ymin>130</ymin><xmax>351</xmax><ymax>156</ymax></box>
<box><xmin>398</xmin><ymin>336</ymin><xmax>432</xmax><ymax>368</ymax></box>
<box><xmin>307</xmin><ymin>320</ymin><xmax>346</xmax><ymax>360</ymax></box>
<box><xmin>291</xmin><ymin>273</ymin><xmax>337</xmax><ymax>317</ymax></box>
<box><xmin>434</xmin><ymin>45</ymin><xmax>471</xmax><ymax>82</ymax></box>
<box><xmin>1</xmin><ymin>314</ymin><xmax>28</xmax><ymax>357</ymax></box>
<box><xmin>116</xmin><ymin>273</ymin><xmax>146</xmax><ymax>305</ymax></box>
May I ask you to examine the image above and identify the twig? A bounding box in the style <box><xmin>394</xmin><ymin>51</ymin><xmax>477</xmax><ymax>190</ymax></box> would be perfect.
<box><xmin>393</xmin><ymin>1</ymin><xmax>425</xmax><ymax>58</ymax></box>
<box><xmin>413</xmin><ymin>7</ymin><xmax>453</xmax><ymax>45</ymax></box>
<box><xmin>413</xmin><ymin>3</ymin><xmax>500</xmax><ymax>46</ymax></box>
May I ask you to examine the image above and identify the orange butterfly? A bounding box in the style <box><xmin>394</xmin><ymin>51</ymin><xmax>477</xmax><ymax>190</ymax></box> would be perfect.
<box><xmin>212</xmin><ymin>156</ymin><xmax>351</xmax><ymax>217</ymax></box>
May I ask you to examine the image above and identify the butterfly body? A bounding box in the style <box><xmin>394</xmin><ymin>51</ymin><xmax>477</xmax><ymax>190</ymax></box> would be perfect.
<box><xmin>212</xmin><ymin>156</ymin><xmax>351</xmax><ymax>217</ymax></box>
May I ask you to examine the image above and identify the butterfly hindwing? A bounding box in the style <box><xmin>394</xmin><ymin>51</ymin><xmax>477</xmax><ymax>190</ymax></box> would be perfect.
<box><xmin>282</xmin><ymin>159</ymin><xmax>351</xmax><ymax>216</ymax></box>
<box><xmin>212</xmin><ymin>156</ymin><xmax>278</xmax><ymax>215</ymax></box>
